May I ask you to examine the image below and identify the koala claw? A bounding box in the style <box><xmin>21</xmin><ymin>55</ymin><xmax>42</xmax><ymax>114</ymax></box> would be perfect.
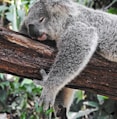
<box><xmin>40</xmin><ymin>69</ymin><xmax>48</xmax><ymax>81</ymax></box>
<box><xmin>38</xmin><ymin>88</ymin><xmax>55</xmax><ymax>110</ymax></box>
<box><xmin>33</xmin><ymin>69</ymin><xmax>48</xmax><ymax>86</ymax></box>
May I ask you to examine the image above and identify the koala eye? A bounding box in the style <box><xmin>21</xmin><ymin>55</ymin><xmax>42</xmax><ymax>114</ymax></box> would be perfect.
<box><xmin>39</xmin><ymin>17</ymin><xmax>45</xmax><ymax>23</ymax></box>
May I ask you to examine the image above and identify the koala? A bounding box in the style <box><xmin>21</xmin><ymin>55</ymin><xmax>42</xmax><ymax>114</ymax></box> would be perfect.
<box><xmin>20</xmin><ymin>0</ymin><xmax>117</xmax><ymax>118</ymax></box>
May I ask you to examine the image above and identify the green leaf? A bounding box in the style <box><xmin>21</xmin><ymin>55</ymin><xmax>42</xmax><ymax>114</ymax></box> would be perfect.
<box><xmin>108</xmin><ymin>8</ymin><xmax>117</xmax><ymax>14</ymax></box>
<box><xmin>32</xmin><ymin>87</ymin><xmax>42</xmax><ymax>96</ymax></box>
<box><xmin>45</xmin><ymin>108</ymin><xmax>54</xmax><ymax>115</ymax></box>
<box><xmin>29</xmin><ymin>115</ymin><xmax>35</xmax><ymax>119</ymax></box>
<box><xmin>21</xmin><ymin>79</ymin><xmax>33</xmax><ymax>86</ymax></box>
<box><xmin>34</xmin><ymin>101</ymin><xmax>43</xmax><ymax>113</ymax></box>
<box><xmin>0</xmin><ymin>74</ymin><xmax>4</xmax><ymax>80</ymax></box>
<box><xmin>0</xmin><ymin>5</ymin><xmax>8</xmax><ymax>12</ymax></box>
<box><xmin>75</xmin><ymin>90</ymin><xmax>85</xmax><ymax>103</ymax></box>
<box><xmin>20</xmin><ymin>112</ymin><xmax>26</xmax><ymax>119</ymax></box>
<box><xmin>97</xmin><ymin>95</ymin><xmax>108</xmax><ymax>105</ymax></box>
<box><xmin>0</xmin><ymin>81</ymin><xmax>10</xmax><ymax>89</ymax></box>
<box><xmin>83</xmin><ymin>101</ymin><xmax>99</xmax><ymax>108</ymax></box>
<box><xmin>25</xmin><ymin>85</ymin><xmax>33</xmax><ymax>93</ymax></box>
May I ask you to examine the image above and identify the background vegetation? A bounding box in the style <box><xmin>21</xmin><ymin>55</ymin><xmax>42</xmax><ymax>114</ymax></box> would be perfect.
<box><xmin>0</xmin><ymin>0</ymin><xmax>117</xmax><ymax>119</ymax></box>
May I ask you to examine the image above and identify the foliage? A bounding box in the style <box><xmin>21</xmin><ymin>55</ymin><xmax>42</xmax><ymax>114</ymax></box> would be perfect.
<box><xmin>0</xmin><ymin>0</ymin><xmax>117</xmax><ymax>119</ymax></box>
<box><xmin>0</xmin><ymin>74</ymin><xmax>53</xmax><ymax>119</ymax></box>
<box><xmin>0</xmin><ymin>0</ymin><xmax>36</xmax><ymax>30</ymax></box>
<box><xmin>70</xmin><ymin>91</ymin><xmax>117</xmax><ymax>119</ymax></box>
<box><xmin>108</xmin><ymin>8</ymin><xmax>117</xmax><ymax>14</ymax></box>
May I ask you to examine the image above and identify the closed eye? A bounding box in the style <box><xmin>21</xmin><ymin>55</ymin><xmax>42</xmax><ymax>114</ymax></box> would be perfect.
<box><xmin>39</xmin><ymin>17</ymin><xmax>45</xmax><ymax>23</ymax></box>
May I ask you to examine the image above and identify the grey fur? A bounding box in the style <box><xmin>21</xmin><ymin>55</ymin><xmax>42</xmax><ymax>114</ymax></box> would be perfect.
<box><xmin>20</xmin><ymin>0</ymin><xmax>117</xmax><ymax>118</ymax></box>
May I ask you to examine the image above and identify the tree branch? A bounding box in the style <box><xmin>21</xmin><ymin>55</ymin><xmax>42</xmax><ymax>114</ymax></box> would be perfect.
<box><xmin>0</xmin><ymin>27</ymin><xmax>117</xmax><ymax>100</ymax></box>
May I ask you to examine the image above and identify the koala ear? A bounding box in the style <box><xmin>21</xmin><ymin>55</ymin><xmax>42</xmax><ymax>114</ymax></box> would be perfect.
<box><xmin>40</xmin><ymin>0</ymin><xmax>50</xmax><ymax>3</ymax></box>
<box><xmin>40</xmin><ymin>0</ymin><xmax>58</xmax><ymax>3</ymax></box>
<box><xmin>39</xmin><ymin>0</ymin><xmax>76</xmax><ymax>16</ymax></box>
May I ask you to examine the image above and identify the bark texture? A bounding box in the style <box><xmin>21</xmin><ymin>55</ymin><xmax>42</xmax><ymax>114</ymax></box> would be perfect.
<box><xmin>0</xmin><ymin>27</ymin><xmax>117</xmax><ymax>100</ymax></box>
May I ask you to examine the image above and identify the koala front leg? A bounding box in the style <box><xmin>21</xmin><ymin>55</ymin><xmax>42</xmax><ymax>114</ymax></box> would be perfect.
<box><xmin>38</xmin><ymin>22</ymin><xmax>98</xmax><ymax>112</ymax></box>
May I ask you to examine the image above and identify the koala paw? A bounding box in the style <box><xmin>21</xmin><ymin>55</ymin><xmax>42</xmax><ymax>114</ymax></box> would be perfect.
<box><xmin>38</xmin><ymin>88</ymin><xmax>55</xmax><ymax>110</ymax></box>
<box><xmin>34</xmin><ymin>69</ymin><xmax>56</xmax><ymax>110</ymax></box>
<box><xmin>33</xmin><ymin>69</ymin><xmax>48</xmax><ymax>86</ymax></box>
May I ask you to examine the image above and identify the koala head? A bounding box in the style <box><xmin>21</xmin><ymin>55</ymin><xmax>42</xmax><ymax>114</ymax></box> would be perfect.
<box><xmin>20</xmin><ymin>0</ymin><xmax>74</xmax><ymax>41</ymax></box>
<box><xmin>23</xmin><ymin>1</ymin><xmax>49</xmax><ymax>41</ymax></box>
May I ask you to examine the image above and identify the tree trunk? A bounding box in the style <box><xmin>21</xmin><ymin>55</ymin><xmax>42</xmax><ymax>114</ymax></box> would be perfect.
<box><xmin>0</xmin><ymin>27</ymin><xmax>117</xmax><ymax>100</ymax></box>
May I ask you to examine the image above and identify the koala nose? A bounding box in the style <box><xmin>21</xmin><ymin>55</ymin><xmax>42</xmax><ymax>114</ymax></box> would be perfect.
<box><xmin>28</xmin><ymin>24</ymin><xmax>39</xmax><ymax>37</ymax></box>
<box><xmin>29</xmin><ymin>24</ymin><xmax>43</xmax><ymax>38</ymax></box>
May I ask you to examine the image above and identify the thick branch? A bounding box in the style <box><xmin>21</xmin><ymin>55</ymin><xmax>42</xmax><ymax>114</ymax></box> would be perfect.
<box><xmin>0</xmin><ymin>27</ymin><xmax>55</xmax><ymax>57</ymax></box>
<box><xmin>0</xmin><ymin>27</ymin><xmax>117</xmax><ymax>100</ymax></box>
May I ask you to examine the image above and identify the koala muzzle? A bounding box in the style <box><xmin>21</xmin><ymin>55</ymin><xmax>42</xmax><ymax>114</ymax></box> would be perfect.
<box><xmin>28</xmin><ymin>24</ymin><xmax>47</xmax><ymax>41</ymax></box>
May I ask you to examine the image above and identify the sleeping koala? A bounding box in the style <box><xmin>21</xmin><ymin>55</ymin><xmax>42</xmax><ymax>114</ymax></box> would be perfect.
<box><xmin>20</xmin><ymin>0</ymin><xmax>117</xmax><ymax>118</ymax></box>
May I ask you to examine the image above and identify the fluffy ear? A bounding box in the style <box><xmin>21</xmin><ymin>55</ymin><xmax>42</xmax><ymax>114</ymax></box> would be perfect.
<box><xmin>40</xmin><ymin>0</ymin><xmax>61</xmax><ymax>3</ymax></box>
<box><xmin>40</xmin><ymin>0</ymin><xmax>55</xmax><ymax>4</ymax></box>
<box><xmin>40</xmin><ymin>0</ymin><xmax>76</xmax><ymax>16</ymax></box>
<box><xmin>40</xmin><ymin>0</ymin><xmax>71</xmax><ymax>5</ymax></box>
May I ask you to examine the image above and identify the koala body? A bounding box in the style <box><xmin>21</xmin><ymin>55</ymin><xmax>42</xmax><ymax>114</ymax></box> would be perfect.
<box><xmin>20</xmin><ymin>0</ymin><xmax>117</xmax><ymax>118</ymax></box>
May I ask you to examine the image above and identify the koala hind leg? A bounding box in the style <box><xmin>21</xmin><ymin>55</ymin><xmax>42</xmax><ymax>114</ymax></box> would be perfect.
<box><xmin>54</xmin><ymin>87</ymin><xmax>75</xmax><ymax>119</ymax></box>
<box><xmin>39</xmin><ymin>69</ymin><xmax>75</xmax><ymax>119</ymax></box>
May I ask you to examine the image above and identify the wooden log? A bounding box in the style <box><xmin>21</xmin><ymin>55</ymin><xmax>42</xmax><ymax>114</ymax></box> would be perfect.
<box><xmin>0</xmin><ymin>27</ymin><xmax>117</xmax><ymax>100</ymax></box>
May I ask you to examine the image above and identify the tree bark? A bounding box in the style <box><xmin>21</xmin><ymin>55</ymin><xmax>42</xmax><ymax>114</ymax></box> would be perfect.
<box><xmin>0</xmin><ymin>27</ymin><xmax>117</xmax><ymax>100</ymax></box>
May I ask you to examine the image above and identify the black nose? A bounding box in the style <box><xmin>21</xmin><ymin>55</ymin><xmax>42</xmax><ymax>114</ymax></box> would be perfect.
<box><xmin>28</xmin><ymin>24</ymin><xmax>39</xmax><ymax>37</ymax></box>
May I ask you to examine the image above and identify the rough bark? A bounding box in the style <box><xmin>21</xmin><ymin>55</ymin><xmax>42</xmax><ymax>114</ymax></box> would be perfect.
<box><xmin>0</xmin><ymin>27</ymin><xmax>117</xmax><ymax>100</ymax></box>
